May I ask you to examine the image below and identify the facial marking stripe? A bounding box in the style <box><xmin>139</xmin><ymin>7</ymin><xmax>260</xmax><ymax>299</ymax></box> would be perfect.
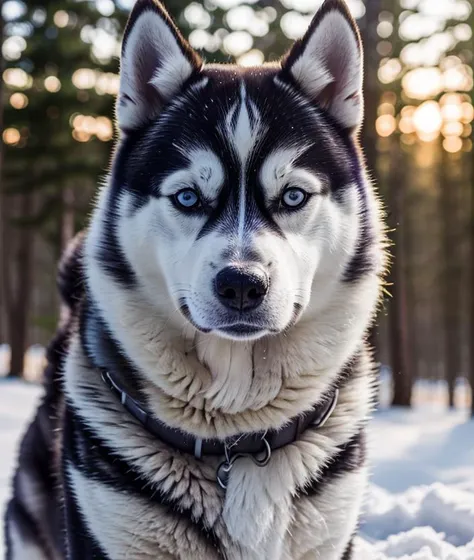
<box><xmin>223</xmin><ymin>82</ymin><xmax>262</xmax><ymax>246</ymax></box>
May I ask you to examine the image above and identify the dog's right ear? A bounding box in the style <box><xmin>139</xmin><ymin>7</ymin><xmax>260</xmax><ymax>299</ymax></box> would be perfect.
<box><xmin>280</xmin><ymin>0</ymin><xmax>363</xmax><ymax>132</ymax></box>
<box><xmin>117</xmin><ymin>0</ymin><xmax>202</xmax><ymax>132</ymax></box>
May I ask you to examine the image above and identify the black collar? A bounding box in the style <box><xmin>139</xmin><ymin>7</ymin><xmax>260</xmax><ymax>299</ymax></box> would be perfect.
<box><xmin>101</xmin><ymin>368</ymin><xmax>338</xmax><ymax>457</ymax></box>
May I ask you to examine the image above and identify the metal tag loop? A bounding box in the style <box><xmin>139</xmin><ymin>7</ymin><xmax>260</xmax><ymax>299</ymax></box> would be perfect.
<box><xmin>216</xmin><ymin>437</ymin><xmax>272</xmax><ymax>490</ymax></box>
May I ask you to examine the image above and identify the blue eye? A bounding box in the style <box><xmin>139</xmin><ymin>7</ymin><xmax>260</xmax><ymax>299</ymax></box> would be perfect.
<box><xmin>175</xmin><ymin>189</ymin><xmax>200</xmax><ymax>210</ymax></box>
<box><xmin>281</xmin><ymin>188</ymin><xmax>307</xmax><ymax>209</ymax></box>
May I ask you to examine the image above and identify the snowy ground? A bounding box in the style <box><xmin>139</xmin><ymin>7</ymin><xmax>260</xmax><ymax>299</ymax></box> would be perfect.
<box><xmin>0</xmin><ymin>380</ymin><xmax>473</xmax><ymax>559</ymax></box>
<box><xmin>358</xmin><ymin>407</ymin><xmax>474</xmax><ymax>559</ymax></box>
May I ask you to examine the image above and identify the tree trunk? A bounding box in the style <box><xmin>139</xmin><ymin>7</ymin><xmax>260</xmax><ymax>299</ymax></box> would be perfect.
<box><xmin>0</xmin><ymin>10</ymin><xmax>5</xmax><ymax>343</ymax></box>
<box><xmin>7</xmin><ymin>194</ymin><xmax>34</xmax><ymax>377</ymax></box>
<box><xmin>470</xmin><ymin>10</ymin><xmax>474</xmax><ymax>415</ymax></box>
<box><xmin>470</xmin><ymin>141</ymin><xmax>474</xmax><ymax>416</ymax></box>
<box><xmin>387</xmin><ymin>146</ymin><xmax>412</xmax><ymax>407</ymax></box>
<box><xmin>8</xmin><ymin>316</ymin><xmax>26</xmax><ymax>378</ymax></box>
<box><xmin>360</xmin><ymin>0</ymin><xmax>380</xmax><ymax>360</ymax></box>
<box><xmin>440</xmin><ymin>149</ymin><xmax>461</xmax><ymax>409</ymax></box>
<box><xmin>471</xmin><ymin>191</ymin><xmax>474</xmax><ymax>415</ymax></box>
<box><xmin>404</xmin><ymin>166</ymin><xmax>418</xmax><ymax>384</ymax></box>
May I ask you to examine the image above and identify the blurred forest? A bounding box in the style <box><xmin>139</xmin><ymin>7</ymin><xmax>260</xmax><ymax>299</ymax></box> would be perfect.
<box><xmin>0</xmin><ymin>0</ymin><xmax>473</xmax><ymax>411</ymax></box>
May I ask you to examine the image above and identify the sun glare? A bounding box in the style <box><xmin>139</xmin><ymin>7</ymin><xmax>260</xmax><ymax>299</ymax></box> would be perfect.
<box><xmin>413</xmin><ymin>101</ymin><xmax>443</xmax><ymax>138</ymax></box>
<box><xmin>71</xmin><ymin>114</ymin><xmax>113</xmax><ymax>142</ymax></box>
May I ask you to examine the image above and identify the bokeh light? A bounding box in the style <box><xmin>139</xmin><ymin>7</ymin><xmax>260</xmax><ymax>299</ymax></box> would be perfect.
<box><xmin>413</xmin><ymin>101</ymin><xmax>443</xmax><ymax>140</ymax></box>
<box><xmin>461</xmin><ymin>103</ymin><xmax>474</xmax><ymax>123</ymax></box>
<box><xmin>441</xmin><ymin>102</ymin><xmax>463</xmax><ymax>122</ymax></box>
<box><xmin>443</xmin><ymin>136</ymin><xmax>463</xmax><ymax>153</ymax></box>
<box><xmin>3</xmin><ymin>68</ymin><xmax>32</xmax><ymax>89</ymax></box>
<box><xmin>402</xmin><ymin>68</ymin><xmax>442</xmax><ymax>100</ymax></box>
<box><xmin>2</xmin><ymin>36</ymin><xmax>27</xmax><ymax>61</ymax></box>
<box><xmin>71</xmin><ymin>114</ymin><xmax>113</xmax><ymax>142</ymax></box>
<box><xmin>10</xmin><ymin>93</ymin><xmax>28</xmax><ymax>109</ymax></box>
<box><xmin>223</xmin><ymin>31</ymin><xmax>253</xmax><ymax>56</ymax></box>
<box><xmin>72</xmin><ymin>69</ymin><xmax>96</xmax><ymax>89</ymax></box>
<box><xmin>44</xmin><ymin>76</ymin><xmax>61</xmax><ymax>93</ymax></box>
<box><xmin>3</xmin><ymin>128</ymin><xmax>21</xmax><ymax>145</ymax></box>
<box><xmin>442</xmin><ymin>122</ymin><xmax>463</xmax><ymax>137</ymax></box>
<box><xmin>72</xmin><ymin>130</ymin><xmax>91</xmax><ymax>142</ymax></box>
<box><xmin>238</xmin><ymin>49</ymin><xmax>264</xmax><ymax>67</ymax></box>
<box><xmin>54</xmin><ymin>10</ymin><xmax>69</xmax><ymax>27</ymax></box>
<box><xmin>185</xmin><ymin>2</ymin><xmax>211</xmax><ymax>28</ymax></box>
<box><xmin>376</xmin><ymin>115</ymin><xmax>397</xmax><ymax>138</ymax></box>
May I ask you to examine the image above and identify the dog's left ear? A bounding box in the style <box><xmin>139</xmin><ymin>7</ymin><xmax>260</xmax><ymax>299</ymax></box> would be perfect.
<box><xmin>117</xmin><ymin>0</ymin><xmax>202</xmax><ymax>132</ymax></box>
<box><xmin>281</xmin><ymin>0</ymin><xmax>363</xmax><ymax>131</ymax></box>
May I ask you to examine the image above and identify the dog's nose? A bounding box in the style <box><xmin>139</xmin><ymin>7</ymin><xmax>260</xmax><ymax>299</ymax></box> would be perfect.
<box><xmin>215</xmin><ymin>266</ymin><xmax>269</xmax><ymax>311</ymax></box>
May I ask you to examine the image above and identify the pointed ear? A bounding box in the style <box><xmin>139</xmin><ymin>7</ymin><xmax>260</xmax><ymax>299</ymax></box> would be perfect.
<box><xmin>281</xmin><ymin>0</ymin><xmax>363</xmax><ymax>131</ymax></box>
<box><xmin>117</xmin><ymin>0</ymin><xmax>202</xmax><ymax>131</ymax></box>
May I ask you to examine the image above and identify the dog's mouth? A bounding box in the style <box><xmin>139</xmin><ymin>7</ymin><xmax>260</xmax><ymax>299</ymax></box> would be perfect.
<box><xmin>179</xmin><ymin>299</ymin><xmax>303</xmax><ymax>340</ymax></box>
<box><xmin>178</xmin><ymin>299</ymin><xmax>268</xmax><ymax>339</ymax></box>
<box><xmin>179</xmin><ymin>303</ymin><xmax>268</xmax><ymax>339</ymax></box>
<box><xmin>217</xmin><ymin>323</ymin><xmax>270</xmax><ymax>340</ymax></box>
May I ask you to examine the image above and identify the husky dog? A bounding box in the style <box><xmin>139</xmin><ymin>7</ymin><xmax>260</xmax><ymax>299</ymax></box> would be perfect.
<box><xmin>5</xmin><ymin>0</ymin><xmax>386</xmax><ymax>558</ymax></box>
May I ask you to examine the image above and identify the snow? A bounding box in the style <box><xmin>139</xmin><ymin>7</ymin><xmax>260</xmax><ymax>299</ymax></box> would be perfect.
<box><xmin>356</xmin><ymin>407</ymin><xmax>474</xmax><ymax>559</ymax></box>
<box><xmin>0</xmin><ymin>379</ymin><xmax>43</xmax><ymax>559</ymax></box>
<box><xmin>1</xmin><ymin>380</ymin><xmax>473</xmax><ymax>559</ymax></box>
<box><xmin>0</xmin><ymin>381</ymin><xmax>42</xmax><ymax>516</ymax></box>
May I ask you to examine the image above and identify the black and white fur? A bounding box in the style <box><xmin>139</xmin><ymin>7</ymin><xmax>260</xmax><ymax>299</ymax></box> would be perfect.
<box><xmin>5</xmin><ymin>0</ymin><xmax>386</xmax><ymax>558</ymax></box>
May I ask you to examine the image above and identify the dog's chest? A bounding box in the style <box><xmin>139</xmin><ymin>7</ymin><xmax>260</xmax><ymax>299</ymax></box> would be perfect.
<box><xmin>68</xmin><ymin>443</ymin><xmax>366</xmax><ymax>560</ymax></box>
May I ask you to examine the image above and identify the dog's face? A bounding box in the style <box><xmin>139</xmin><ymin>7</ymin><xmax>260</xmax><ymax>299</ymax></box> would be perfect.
<box><xmin>99</xmin><ymin>0</ymin><xmax>372</xmax><ymax>342</ymax></box>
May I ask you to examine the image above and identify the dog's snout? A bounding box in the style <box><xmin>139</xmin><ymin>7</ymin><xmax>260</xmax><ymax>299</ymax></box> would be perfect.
<box><xmin>215</xmin><ymin>266</ymin><xmax>269</xmax><ymax>312</ymax></box>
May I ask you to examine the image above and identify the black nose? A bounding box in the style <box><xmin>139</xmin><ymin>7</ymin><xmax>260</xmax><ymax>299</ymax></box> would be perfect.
<box><xmin>215</xmin><ymin>266</ymin><xmax>269</xmax><ymax>312</ymax></box>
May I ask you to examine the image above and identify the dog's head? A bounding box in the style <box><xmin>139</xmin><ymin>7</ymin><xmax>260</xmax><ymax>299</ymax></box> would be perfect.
<box><xmin>91</xmin><ymin>0</ymin><xmax>380</xmax><ymax>344</ymax></box>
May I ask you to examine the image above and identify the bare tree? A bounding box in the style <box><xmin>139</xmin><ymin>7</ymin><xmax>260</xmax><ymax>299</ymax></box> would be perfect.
<box><xmin>440</xmin><ymin>149</ymin><xmax>462</xmax><ymax>408</ymax></box>
<box><xmin>0</xmin><ymin>6</ymin><xmax>5</xmax><ymax>343</ymax></box>
<box><xmin>387</xmin><ymin>146</ymin><xmax>412</xmax><ymax>407</ymax></box>
<box><xmin>470</xmin><ymin>5</ymin><xmax>474</xmax><ymax>417</ymax></box>
<box><xmin>5</xmin><ymin>195</ymin><xmax>35</xmax><ymax>377</ymax></box>
<box><xmin>470</xmin><ymin>106</ymin><xmax>474</xmax><ymax>416</ymax></box>
<box><xmin>471</xmin><ymin>161</ymin><xmax>474</xmax><ymax>416</ymax></box>
<box><xmin>360</xmin><ymin>0</ymin><xmax>381</xmax><ymax>359</ymax></box>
